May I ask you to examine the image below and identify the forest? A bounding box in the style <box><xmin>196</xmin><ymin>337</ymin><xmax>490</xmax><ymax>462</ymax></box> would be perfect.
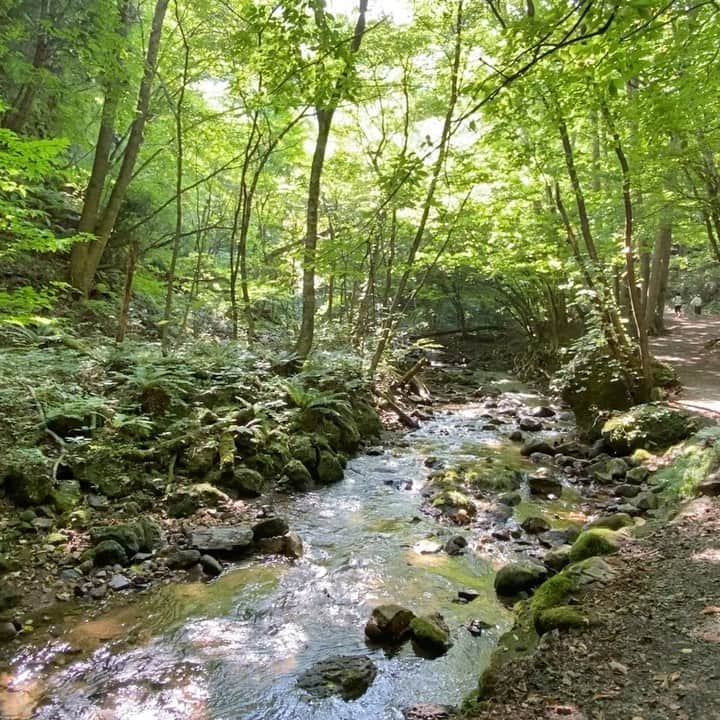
<box><xmin>1</xmin><ymin>1</ymin><xmax>720</xmax><ymax>719</ymax></box>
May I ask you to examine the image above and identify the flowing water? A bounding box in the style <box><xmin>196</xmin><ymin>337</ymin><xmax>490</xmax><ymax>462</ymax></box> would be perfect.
<box><xmin>2</xmin><ymin>396</ymin><xmax>585</xmax><ymax>720</ymax></box>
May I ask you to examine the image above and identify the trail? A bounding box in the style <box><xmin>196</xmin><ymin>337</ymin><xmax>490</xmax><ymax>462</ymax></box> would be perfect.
<box><xmin>650</xmin><ymin>312</ymin><xmax>720</xmax><ymax>415</ymax></box>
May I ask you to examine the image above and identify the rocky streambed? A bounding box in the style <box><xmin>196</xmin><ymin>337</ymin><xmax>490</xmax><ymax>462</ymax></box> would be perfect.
<box><xmin>0</xmin><ymin>371</ymin><xmax>689</xmax><ymax>719</ymax></box>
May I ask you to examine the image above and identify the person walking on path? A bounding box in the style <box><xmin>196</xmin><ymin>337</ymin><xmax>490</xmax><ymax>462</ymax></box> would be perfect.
<box><xmin>672</xmin><ymin>294</ymin><xmax>683</xmax><ymax>316</ymax></box>
<box><xmin>691</xmin><ymin>295</ymin><xmax>703</xmax><ymax>315</ymax></box>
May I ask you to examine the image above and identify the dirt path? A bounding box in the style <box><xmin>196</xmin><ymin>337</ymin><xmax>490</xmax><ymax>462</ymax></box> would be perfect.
<box><xmin>464</xmin><ymin>496</ymin><xmax>720</xmax><ymax>720</ymax></box>
<box><xmin>651</xmin><ymin>313</ymin><xmax>720</xmax><ymax>415</ymax></box>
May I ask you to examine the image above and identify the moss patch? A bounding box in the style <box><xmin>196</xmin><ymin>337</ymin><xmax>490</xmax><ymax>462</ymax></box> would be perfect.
<box><xmin>601</xmin><ymin>403</ymin><xmax>696</xmax><ymax>453</ymax></box>
<box><xmin>569</xmin><ymin>529</ymin><xmax>622</xmax><ymax>563</ymax></box>
<box><xmin>535</xmin><ymin>605</ymin><xmax>589</xmax><ymax>634</ymax></box>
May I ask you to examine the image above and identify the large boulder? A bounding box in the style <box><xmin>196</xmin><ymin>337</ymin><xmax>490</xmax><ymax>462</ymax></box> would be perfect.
<box><xmin>51</xmin><ymin>480</ymin><xmax>82</xmax><ymax>513</ymax></box>
<box><xmin>601</xmin><ymin>404</ymin><xmax>695</xmax><ymax>454</ymax></box>
<box><xmin>189</xmin><ymin>525</ymin><xmax>254</xmax><ymax>558</ymax></box>
<box><xmin>297</xmin><ymin>655</ymin><xmax>377</xmax><ymax>701</ymax></box>
<box><xmin>365</xmin><ymin>604</ymin><xmax>415</xmax><ymax>643</ymax></box>
<box><xmin>93</xmin><ymin>539</ymin><xmax>128</xmax><ymax>567</ymax></box>
<box><xmin>90</xmin><ymin>518</ymin><xmax>163</xmax><ymax>560</ymax></box>
<box><xmin>494</xmin><ymin>561</ymin><xmax>548</xmax><ymax>596</ymax></box>
<box><xmin>282</xmin><ymin>459</ymin><xmax>313</xmax><ymax>490</ymax></box>
<box><xmin>409</xmin><ymin>613</ymin><xmax>452</xmax><ymax>657</ymax></box>
<box><xmin>528</xmin><ymin>468</ymin><xmax>563</xmax><ymax>497</ymax></box>
<box><xmin>252</xmin><ymin>517</ymin><xmax>290</xmax><ymax>540</ymax></box>
<box><xmin>2</xmin><ymin>450</ymin><xmax>52</xmax><ymax>506</ymax></box>
<box><xmin>220</xmin><ymin>467</ymin><xmax>265</xmax><ymax>497</ymax></box>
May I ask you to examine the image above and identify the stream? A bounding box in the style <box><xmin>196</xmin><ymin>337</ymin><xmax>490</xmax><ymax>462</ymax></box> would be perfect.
<box><xmin>2</xmin><ymin>383</ymin><xmax>588</xmax><ymax>720</ymax></box>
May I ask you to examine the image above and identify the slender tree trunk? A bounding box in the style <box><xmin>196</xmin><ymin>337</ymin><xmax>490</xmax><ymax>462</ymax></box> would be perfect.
<box><xmin>295</xmin><ymin>0</ymin><xmax>368</xmax><ymax>358</ymax></box>
<box><xmin>69</xmin><ymin>0</ymin><xmax>170</xmax><ymax>296</ymax></box>
<box><xmin>646</xmin><ymin>220</ymin><xmax>672</xmax><ymax>335</ymax></box>
<box><xmin>603</xmin><ymin>105</ymin><xmax>652</xmax><ymax>398</ymax></box>
<box><xmin>161</xmin><ymin>0</ymin><xmax>189</xmax><ymax>353</ymax></box>
<box><xmin>369</xmin><ymin>0</ymin><xmax>464</xmax><ymax>377</ymax></box>
<box><xmin>116</xmin><ymin>240</ymin><xmax>138</xmax><ymax>343</ymax></box>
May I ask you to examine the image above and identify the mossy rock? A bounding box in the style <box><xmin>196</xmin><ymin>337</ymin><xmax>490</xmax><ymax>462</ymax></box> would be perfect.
<box><xmin>601</xmin><ymin>404</ymin><xmax>696</xmax><ymax>454</ymax></box>
<box><xmin>316</xmin><ymin>451</ymin><xmax>344</xmax><ymax>484</ymax></box>
<box><xmin>529</xmin><ymin>573</ymin><xmax>575</xmax><ymax>617</ymax></box>
<box><xmin>220</xmin><ymin>467</ymin><xmax>265</xmax><ymax>497</ymax></box>
<box><xmin>51</xmin><ymin>480</ymin><xmax>82</xmax><ymax>514</ymax></box>
<box><xmin>93</xmin><ymin>539</ymin><xmax>129</xmax><ymax>566</ymax></box>
<box><xmin>0</xmin><ymin>586</ymin><xmax>20</xmax><ymax>612</ymax></box>
<box><xmin>353</xmin><ymin>400</ymin><xmax>382</xmax><ymax>439</ymax></box>
<box><xmin>555</xmin><ymin>348</ymin><xmax>635</xmax><ymax>430</ymax></box>
<box><xmin>651</xmin><ymin>358</ymin><xmax>679</xmax><ymax>390</ymax></box>
<box><xmin>569</xmin><ymin>529</ymin><xmax>622</xmax><ymax>563</ymax></box>
<box><xmin>166</xmin><ymin>483</ymin><xmax>229</xmax><ymax>518</ymax></box>
<box><xmin>410</xmin><ymin>613</ymin><xmax>452</xmax><ymax>657</ymax></box>
<box><xmin>184</xmin><ymin>442</ymin><xmax>218</xmax><ymax>477</ymax></box>
<box><xmin>90</xmin><ymin>518</ymin><xmax>162</xmax><ymax>558</ymax></box>
<box><xmin>432</xmin><ymin>490</ymin><xmax>476</xmax><ymax>518</ymax></box>
<box><xmin>588</xmin><ymin>513</ymin><xmax>634</xmax><ymax>531</ymax></box>
<box><xmin>535</xmin><ymin>605</ymin><xmax>589</xmax><ymax>634</ymax></box>
<box><xmin>494</xmin><ymin>561</ymin><xmax>548</xmax><ymax>596</ymax></box>
<box><xmin>289</xmin><ymin>435</ymin><xmax>317</xmax><ymax>471</ymax></box>
<box><xmin>283</xmin><ymin>459</ymin><xmax>314</xmax><ymax>490</ymax></box>
<box><xmin>2</xmin><ymin>450</ymin><xmax>53</xmax><ymax>506</ymax></box>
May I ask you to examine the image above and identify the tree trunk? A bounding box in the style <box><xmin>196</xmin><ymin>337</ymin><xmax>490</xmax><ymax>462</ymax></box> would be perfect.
<box><xmin>645</xmin><ymin>220</ymin><xmax>672</xmax><ymax>335</ymax></box>
<box><xmin>116</xmin><ymin>240</ymin><xmax>137</xmax><ymax>343</ymax></box>
<box><xmin>69</xmin><ymin>0</ymin><xmax>169</xmax><ymax>296</ymax></box>
<box><xmin>295</xmin><ymin>0</ymin><xmax>368</xmax><ymax>359</ymax></box>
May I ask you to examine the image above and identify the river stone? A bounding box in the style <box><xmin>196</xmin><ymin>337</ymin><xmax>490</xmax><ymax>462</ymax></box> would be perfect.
<box><xmin>282</xmin><ymin>459</ymin><xmax>313</xmax><ymax>490</ymax></box>
<box><xmin>165</xmin><ymin>548</ymin><xmax>202</xmax><ymax>570</ymax></box>
<box><xmin>223</xmin><ymin>467</ymin><xmax>265</xmax><ymax>497</ymax></box>
<box><xmin>543</xmin><ymin>544</ymin><xmax>572</xmax><ymax>571</ymax></box>
<box><xmin>410</xmin><ymin>613</ymin><xmax>452</xmax><ymax>657</ymax></box>
<box><xmin>0</xmin><ymin>622</ymin><xmax>17</xmax><ymax>641</ymax></box>
<box><xmin>365</xmin><ymin>604</ymin><xmax>415</xmax><ymax>643</ymax></box>
<box><xmin>508</xmin><ymin>430</ymin><xmax>523</xmax><ymax>442</ymax></box>
<box><xmin>530</xmin><ymin>406</ymin><xmax>555</xmax><ymax>418</ymax></box>
<box><xmin>297</xmin><ymin>655</ymin><xmax>377</xmax><ymax>700</ymax></box>
<box><xmin>521</xmin><ymin>516</ymin><xmax>551</xmax><ymax>535</ymax></box>
<box><xmin>519</xmin><ymin>417</ymin><xmax>543</xmax><ymax>432</ymax></box>
<box><xmin>529</xmin><ymin>452</ymin><xmax>555</xmax><ymax>466</ymax></box>
<box><xmin>613</xmin><ymin>483</ymin><xmax>640</xmax><ymax>498</ymax></box>
<box><xmin>554</xmin><ymin>441</ymin><xmax>590</xmax><ymax>459</ymax></box>
<box><xmin>494</xmin><ymin>561</ymin><xmax>548</xmax><ymax>596</ymax></box>
<box><xmin>283</xmin><ymin>531</ymin><xmax>304</xmax><ymax>559</ymax></box>
<box><xmin>521</xmin><ymin>438</ymin><xmax>555</xmax><ymax>457</ymax></box>
<box><xmin>108</xmin><ymin>574</ymin><xmax>131</xmax><ymax>591</ymax></box>
<box><xmin>317</xmin><ymin>451</ymin><xmax>344</xmax><ymax>484</ymax></box>
<box><xmin>199</xmin><ymin>554</ymin><xmax>223</xmax><ymax>576</ymax></box>
<box><xmin>92</xmin><ymin>540</ymin><xmax>128</xmax><ymax>567</ymax></box>
<box><xmin>625</xmin><ymin>466</ymin><xmax>650</xmax><ymax>484</ymax></box>
<box><xmin>528</xmin><ymin>469</ymin><xmax>563</xmax><ymax>497</ymax></box>
<box><xmin>403</xmin><ymin>704</ymin><xmax>455</xmax><ymax>719</ymax></box>
<box><xmin>252</xmin><ymin>517</ymin><xmax>290</xmax><ymax>540</ymax></box>
<box><xmin>167</xmin><ymin>483</ymin><xmax>229</xmax><ymax>518</ymax></box>
<box><xmin>498</xmin><ymin>491</ymin><xmax>521</xmax><ymax>507</ymax></box>
<box><xmin>189</xmin><ymin>525</ymin><xmax>254</xmax><ymax>558</ymax></box>
<box><xmin>443</xmin><ymin>535</ymin><xmax>467</xmax><ymax>555</ymax></box>
<box><xmin>569</xmin><ymin>529</ymin><xmax>622</xmax><ymax>563</ymax></box>
<box><xmin>633</xmin><ymin>491</ymin><xmax>659</xmax><ymax>511</ymax></box>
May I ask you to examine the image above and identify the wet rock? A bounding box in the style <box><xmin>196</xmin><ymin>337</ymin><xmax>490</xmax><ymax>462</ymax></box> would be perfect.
<box><xmin>282</xmin><ymin>460</ymin><xmax>313</xmax><ymax>490</ymax></box>
<box><xmin>252</xmin><ymin>517</ymin><xmax>290</xmax><ymax>540</ymax></box>
<box><xmin>457</xmin><ymin>588</ymin><xmax>480</xmax><ymax>602</ymax></box>
<box><xmin>528</xmin><ymin>469</ymin><xmax>563</xmax><ymax>497</ymax></box>
<box><xmin>520</xmin><ymin>439</ymin><xmax>555</xmax><ymax>457</ymax></box>
<box><xmin>0</xmin><ymin>621</ymin><xmax>17</xmax><ymax>642</ymax></box>
<box><xmin>89</xmin><ymin>584</ymin><xmax>107</xmax><ymax>600</ymax></box>
<box><xmin>554</xmin><ymin>441</ymin><xmax>590</xmax><ymax>459</ymax></box>
<box><xmin>569</xmin><ymin>529</ymin><xmax>622</xmax><ymax>563</ymax></box>
<box><xmin>297</xmin><ymin>655</ymin><xmax>377</xmax><ymax>700</ymax></box>
<box><xmin>414</xmin><ymin>540</ymin><xmax>443</xmax><ymax>554</ymax></box>
<box><xmin>108</xmin><ymin>574</ymin><xmax>131</xmax><ymax>591</ymax></box>
<box><xmin>189</xmin><ymin>525</ymin><xmax>254</xmax><ymax>558</ymax></box>
<box><xmin>466</xmin><ymin>619</ymin><xmax>491</xmax><ymax>636</ymax></box>
<box><xmin>365</xmin><ymin>446</ymin><xmax>384</xmax><ymax>456</ymax></box>
<box><xmin>410</xmin><ymin>613</ymin><xmax>452</xmax><ymax>657</ymax></box>
<box><xmin>93</xmin><ymin>540</ymin><xmax>128</xmax><ymax>567</ymax></box>
<box><xmin>529</xmin><ymin>452</ymin><xmax>555</xmax><ymax>466</ymax></box>
<box><xmin>443</xmin><ymin>535</ymin><xmax>468</xmax><ymax>555</ymax></box>
<box><xmin>508</xmin><ymin>430</ymin><xmax>523</xmax><ymax>442</ymax></box>
<box><xmin>530</xmin><ymin>406</ymin><xmax>555</xmax><ymax>418</ymax></box>
<box><xmin>633</xmin><ymin>491</ymin><xmax>659</xmax><ymax>511</ymax></box>
<box><xmin>431</xmin><ymin>490</ymin><xmax>476</xmax><ymax>521</ymax></box>
<box><xmin>256</xmin><ymin>536</ymin><xmax>285</xmax><ymax>554</ymax></box>
<box><xmin>283</xmin><ymin>531</ymin><xmax>304</xmax><ymax>559</ymax></box>
<box><xmin>199</xmin><ymin>554</ymin><xmax>223</xmax><ymax>576</ymax></box>
<box><xmin>423</xmin><ymin>456</ymin><xmax>438</xmax><ymax>467</ymax></box>
<box><xmin>365</xmin><ymin>604</ymin><xmax>415</xmax><ymax>643</ymax></box>
<box><xmin>543</xmin><ymin>544</ymin><xmax>572</xmax><ymax>571</ymax></box>
<box><xmin>521</xmin><ymin>516</ymin><xmax>551</xmax><ymax>535</ymax></box>
<box><xmin>494</xmin><ymin>561</ymin><xmax>548</xmax><ymax>596</ymax></box>
<box><xmin>539</xmin><ymin>528</ymin><xmax>580</xmax><ymax>547</ymax></box>
<box><xmin>165</xmin><ymin>548</ymin><xmax>202</xmax><ymax>570</ymax></box>
<box><xmin>518</xmin><ymin>417</ymin><xmax>543</xmax><ymax>432</ymax></box>
<box><xmin>402</xmin><ymin>704</ymin><xmax>455</xmax><ymax>719</ymax></box>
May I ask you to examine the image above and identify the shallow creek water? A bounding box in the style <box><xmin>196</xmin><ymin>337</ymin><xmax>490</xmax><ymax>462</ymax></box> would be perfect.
<box><xmin>2</xmin><ymin>392</ymin><xmax>587</xmax><ymax>720</ymax></box>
